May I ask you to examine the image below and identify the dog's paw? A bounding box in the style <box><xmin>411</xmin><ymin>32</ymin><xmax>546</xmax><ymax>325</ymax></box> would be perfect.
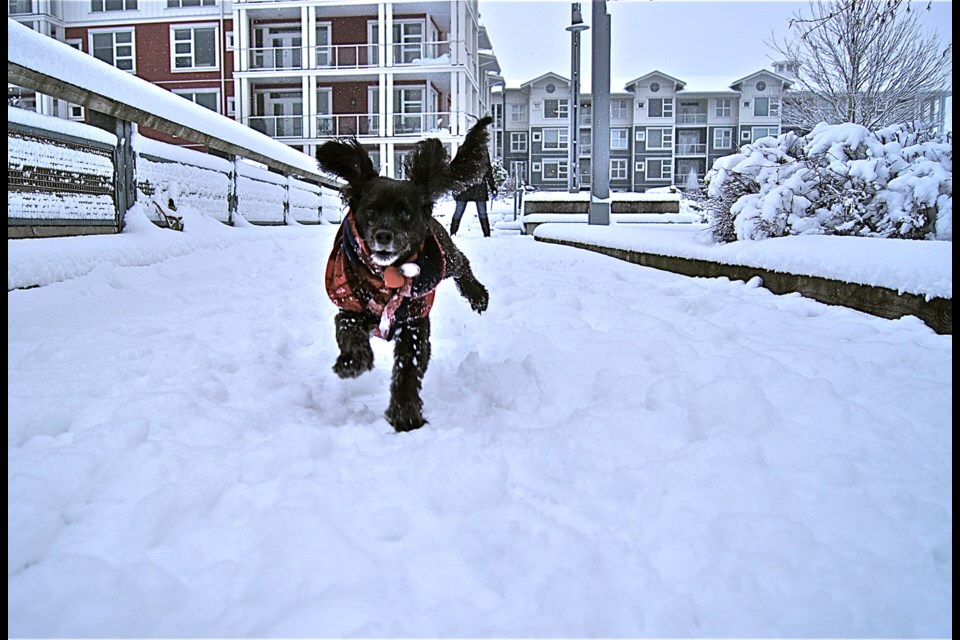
<box><xmin>386</xmin><ymin>403</ymin><xmax>427</xmax><ymax>432</ymax></box>
<box><xmin>458</xmin><ymin>278</ymin><xmax>489</xmax><ymax>314</ymax></box>
<box><xmin>333</xmin><ymin>349</ymin><xmax>374</xmax><ymax>378</ymax></box>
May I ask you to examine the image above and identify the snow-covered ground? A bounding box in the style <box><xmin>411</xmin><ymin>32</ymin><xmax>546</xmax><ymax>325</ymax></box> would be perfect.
<box><xmin>8</xmin><ymin>200</ymin><xmax>952</xmax><ymax>638</ymax></box>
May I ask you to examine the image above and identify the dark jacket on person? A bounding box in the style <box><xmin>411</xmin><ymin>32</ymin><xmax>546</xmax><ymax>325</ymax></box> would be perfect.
<box><xmin>454</xmin><ymin>163</ymin><xmax>497</xmax><ymax>202</ymax></box>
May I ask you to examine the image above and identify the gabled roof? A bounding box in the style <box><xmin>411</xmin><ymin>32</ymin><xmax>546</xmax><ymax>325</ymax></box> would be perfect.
<box><xmin>623</xmin><ymin>71</ymin><xmax>686</xmax><ymax>92</ymax></box>
<box><xmin>672</xmin><ymin>76</ymin><xmax>740</xmax><ymax>94</ymax></box>
<box><xmin>730</xmin><ymin>69</ymin><xmax>793</xmax><ymax>90</ymax></box>
<box><xmin>520</xmin><ymin>72</ymin><xmax>570</xmax><ymax>89</ymax></box>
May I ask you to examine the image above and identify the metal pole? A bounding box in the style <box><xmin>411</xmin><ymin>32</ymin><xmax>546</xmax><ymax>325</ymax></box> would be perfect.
<box><xmin>589</xmin><ymin>0</ymin><xmax>610</xmax><ymax>225</ymax></box>
<box><xmin>567</xmin><ymin>3</ymin><xmax>583</xmax><ymax>192</ymax></box>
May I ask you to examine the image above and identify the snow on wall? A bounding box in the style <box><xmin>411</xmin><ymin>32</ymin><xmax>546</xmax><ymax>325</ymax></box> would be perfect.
<box><xmin>8</xmin><ymin>106</ymin><xmax>117</xmax><ymax>146</ymax></box>
<box><xmin>8</xmin><ymin>191</ymin><xmax>115</xmax><ymax>222</ymax></box>
<box><xmin>237</xmin><ymin>175</ymin><xmax>286</xmax><ymax>224</ymax></box>
<box><xmin>289</xmin><ymin>177</ymin><xmax>321</xmax><ymax>224</ymax></box>
<box><xmin>8</xmin><ymin>102</ymin><xmax>339</xmax><ymax>228</ymax></box>
<box><xmin>133</xmin><ymin>133</ymin><xmax>232</xmax><ymax>173</ymax></box>
<box><xmin>8</xmin><ymin>129</ymin><xmax>115</xmax><ymax>222</ymax></box>
<box><xmin>136</xmin><ymin>155</ymin><xmax>231</xmax><ymax>223</ymax></box>
<box><xmin>8</xmin><ymin>133</ymin><xmax>113</xmax><ymax>177</ymax></box>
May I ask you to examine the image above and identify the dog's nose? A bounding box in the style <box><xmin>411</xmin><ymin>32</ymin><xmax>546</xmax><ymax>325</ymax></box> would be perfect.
<box><xmin>373</xmin><ymin>230</ymin><xmax>393</xmax><ymax>246</ymax></box>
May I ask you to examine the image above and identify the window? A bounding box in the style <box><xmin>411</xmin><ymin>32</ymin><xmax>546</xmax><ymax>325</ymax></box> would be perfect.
<box><xmin>646</xmin><ymin>127</ymin><xmax>673</xmax><ymax>150</ymax></box>
<box><xmin>492</xmin><ymin>103</ymin><xmax>503</xmax><ymax>127</ymax></box>
<box><xmin>393</xmin><ymin>86</ymin><xmax>425</xmax><ymax>133</ymax></box>
<box><xmin>543</xmin><ymin>99</ymin><xmax>568</xmax><ymax>119</ymax></box>
<box><xmin>316</xmin><ymin>87</ymin><xmax>333</xmax><ymax>134</ymax></box>
<box><xmin>610</xmin><ymin>128</ymin><xmax>628</xmax><ymax>150</ymax></box>
<box><xmin>610</xmin><ymin>99</ymin><xmax>628</xmax><ymax>119</ymax></box>
<box><xmin>751</xmin><ymin>126</ymin><xmax>780</xmax><ymax>142</ymax></box>
<box><xmin>648</xmin><ymin>98</ymin><xmax>673</xmax><ymax>118</ymax></box>
<box><xmin>91</xmin><ymin>30</ymin><xmax>135</xmax><ymax>71</ymax></box>
<box><xmin>167</xmin><ymin>0</ymin><xmax>215</xmax><ymax>6</ymax></box>
<box><xmin>610</xmin><ymin>158</ymin><xmax>627</xmax><ymax>180</ymax></box>
<box><xmin>754</xmin><ymin>97</ymin><xmax>780</xmax><ymax>117</ymax></box>
<box><xmin>510</xmin><ymin>132</ymin><xmax>527</xmax><ymax>153</ymax></box>
<box><xmin>541</xmin><ymin>128</ymin><xmax>568</xmax><ymax>150</ymax></box>
<box><xmin>510</xmin><ymin>103</ymin><xmax>527</xmax><ymax>123</ymax></box>
<box><xmin>646</xmin><ymin>158</ymin><xmax>673</xmax><ymax>181</ymax></box>
<box><xmin>715</xmin><ymin>98</ymin><xmax>731</xmax><ymax>118</ymax></box>
<box><xmin>171</xmin><ymin>25</ymin><xmax>217</xmax><ymax>70</ymax></box>
<box><xmin>756</xmin><ymin>81</ymin><xmax>766</xmax><ymax>91</ymax></box>
<box><xmin>510</xmin><ymin>160</ymin><xmax>527</xmax><ymax>183</ymax></box>
<box><xmin>91</xmin><ymin>0</ymin><xmax>137</xmax><ymax>10</ymax></box>
<box><xmin>545</xmin><ymin>83</ymin><xmax>556</xmax><ymax>94</ymax></box>
<box><xmin>9</xmin><ymin>0</ymin><xmax>33</xmax><ymax>14</ymax></box>
<box><xmin>316</xmin><ymin>23</ymin><xmax>331</xmax><ymax>66</ymax></box>
<box><xmin>713</xmin><ymin>128</ymin><xmax>732</xmax><ymax>149</ymax></box>
<box><xmin>226</xmin><ymin>96</ymin><xmax>235</xmax><ymax>117</ymax></box>
<box><xmin>650</xmin><ymin>82</ymin><xmax>660</xmax><ymax>92</ymax></box>
<box><xmin>368</xmin><ymin>20</ymin><xmax>426</xmax><ymax>65</ymax></box>
<box><xmin>541</xmin><ymin>158</ymin><xmax>568</xmax><ymax>181</ymax></box>
<box><xmin>174</xmin><ymin>89</ymin><xmax>219</xmax><ymax>112</ymax></box>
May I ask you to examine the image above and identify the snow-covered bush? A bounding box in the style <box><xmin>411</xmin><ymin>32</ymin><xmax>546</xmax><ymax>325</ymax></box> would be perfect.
<box><xmin>705</xmin><ymin>123</ymin><xmax>952</xmax><ymax>242</ymax></box>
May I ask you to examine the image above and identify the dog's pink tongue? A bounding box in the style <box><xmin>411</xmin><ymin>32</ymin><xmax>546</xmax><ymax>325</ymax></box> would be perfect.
<box><xmin>382</xmin><ymin>266</ymin><xmax>405</xmax><ymax>289</ymax></box>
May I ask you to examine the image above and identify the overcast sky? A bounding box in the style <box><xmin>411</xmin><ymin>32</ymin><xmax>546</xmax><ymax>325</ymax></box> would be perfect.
<box><xmin>478</xmin><ymin>0</ymin><xmax>954</xmax><ymax>89</ymax></box>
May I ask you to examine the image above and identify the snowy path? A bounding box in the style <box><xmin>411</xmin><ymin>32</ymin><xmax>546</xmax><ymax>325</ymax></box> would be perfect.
<box><xmin>8</xmin><ymin>210</ymin><xmax>952</xmax><ymax>637</ymax></box>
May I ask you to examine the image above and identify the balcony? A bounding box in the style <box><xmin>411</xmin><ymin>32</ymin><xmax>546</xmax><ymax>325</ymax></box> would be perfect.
<box><xmin>392</xmin><ymin>112</ymin><xmax>451</xmax><ymax>135</ymax></box>
<box><xmin>246</xmin><ymin>111</ymin><xmax>456</xmax><ymax>139</ymax></box>
<box><xmin>676</xmin><ymin>113</ymin><xmax>708</xmax><ymax>125</ymax></box>
<box><xmin>247</xmin><ymin>115</ymin><xmax>305</xmax><ymax>138</ymax></box>
<box><xmin>245</xmin><ymin>41</ymin><xmax>452</xmax><ymax>72</ymax></box>
<box><xmin>676</xmin><ymin>143</ymin><xmax>707</xmax><ymax>155</ymax></box>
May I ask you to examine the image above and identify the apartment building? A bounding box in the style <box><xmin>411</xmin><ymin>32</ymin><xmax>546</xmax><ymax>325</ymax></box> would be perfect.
<box><xmin>493</xmin><ymin>66</ymin><xmax>951</xmax><ymax>192</ymax></box>
<box><xmin>8</xmin><ymin>0</ymin><xmax>502</xmax><ymax>179</ymax></box>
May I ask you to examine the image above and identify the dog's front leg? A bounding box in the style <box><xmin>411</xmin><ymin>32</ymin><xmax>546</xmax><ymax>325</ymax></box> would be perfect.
<box><xmin>333</xmin><ymin>310</ymin><xmax>376</xmax><ymax>378</ymax></box>
<box><xmin>386</xmin><ymin>318</ymin><xmax>432</xmax><ymax>432</ymax></box>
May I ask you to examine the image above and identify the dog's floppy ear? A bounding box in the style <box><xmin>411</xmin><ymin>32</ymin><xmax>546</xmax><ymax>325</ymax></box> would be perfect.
<box><xmin>404</xmin><ymin>115</ymin><xmax>494</xmax><ymax>202</ymax></box>
<box><xmin>404</xmin><ymin>138</ymin><xmax>453</xmax><ymax>202</ymax></box>
<box><xmin>317</xmin><ymin>138</ymin><xmax>379</xmax><ymax>204</ymax></box>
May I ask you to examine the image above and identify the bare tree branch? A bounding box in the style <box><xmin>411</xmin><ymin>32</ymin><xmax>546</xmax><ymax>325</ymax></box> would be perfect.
<box><xmin>765</xmin><ymin>0</ymin><xmax>951</xmax><ymax>132</ymax></box>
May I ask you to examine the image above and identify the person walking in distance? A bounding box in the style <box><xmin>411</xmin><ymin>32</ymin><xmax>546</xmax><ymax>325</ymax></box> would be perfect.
<box><xmin>450</xmin><ymin>150</ymin><xmax>497</xmax><ymax>237</ymax></box>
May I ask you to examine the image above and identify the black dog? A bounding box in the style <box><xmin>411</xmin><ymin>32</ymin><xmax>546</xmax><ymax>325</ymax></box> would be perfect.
<box><xmin>317</xmin><ymin>116</ymin><xmax>492</xmax><ymax>432</ymax></box>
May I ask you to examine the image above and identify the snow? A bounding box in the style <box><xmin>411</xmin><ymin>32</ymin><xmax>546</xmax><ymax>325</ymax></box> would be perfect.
<box><xmin>8</xmin><ymin>199</ymin><xmax>952</xmax><ymax>638</ymax></box>
<box><xmin>706</xmin><ymin>123</ymin><xmax>953</xmax><ymax>242</ymax></box>
<box><xmin>525</xmin><ymin>191</ymin><xmax>682</xmax><ymax>203</ymax></box>
<box><xmin>8</xmin><ymin>105</ymin><xmax>117</xmax><ymax>145</ymax></box>
<box><xmin>534</xmin><ymin>222</ymin><xmax>952</xmax><ymax>299</ymax></box>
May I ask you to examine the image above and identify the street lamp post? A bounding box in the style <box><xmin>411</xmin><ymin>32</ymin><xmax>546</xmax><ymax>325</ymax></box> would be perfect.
<box><xmin>566</xmin><ymin>3</ymin><xmax>588</xmax><ymax>193</ymax></box>
<box><xmin>589</xmin><ymin>0</ymin><xmax>611</xmax><ymax>225</ymax></box>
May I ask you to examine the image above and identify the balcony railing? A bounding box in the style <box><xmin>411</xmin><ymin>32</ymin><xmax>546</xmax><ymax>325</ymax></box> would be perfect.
<box><xmin>676</xmin><ymin>143</ymin><xmax>707</xmax><ymax>155</ymax></box>
<box><xmin>318</xmin><ymin>114</ymin><xmax>379</xmax><ymax>137</ymax></box>
<box><xmin>392</xmin><ymin>111</ymin><xmax>451</xmax><ymax>135</ymax></box>
<box><xmin>247</xmin><ymin>115</ymin><xmax>305</xmax><ymax>138</ymax></box>
<box><xmin>676</xmin><ymin>113</ymin><xmax>708</xmax><ymax>124</ymax></box>
<box><xmin>246</xmin><ymin>41</ymin><xmax>452</xmax><ymax>71</ymax></box>
<box><xmin>246</xmin><ymin>111</ymin><xmax>457</xmax><ymax>138</ymax></box>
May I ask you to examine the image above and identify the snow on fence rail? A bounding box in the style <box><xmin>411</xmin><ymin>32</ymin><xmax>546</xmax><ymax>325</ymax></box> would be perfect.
<box><xmin>8</xmin><ymin>108</ymin><xmax>343</xmax><ymax>237</ymax></box>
